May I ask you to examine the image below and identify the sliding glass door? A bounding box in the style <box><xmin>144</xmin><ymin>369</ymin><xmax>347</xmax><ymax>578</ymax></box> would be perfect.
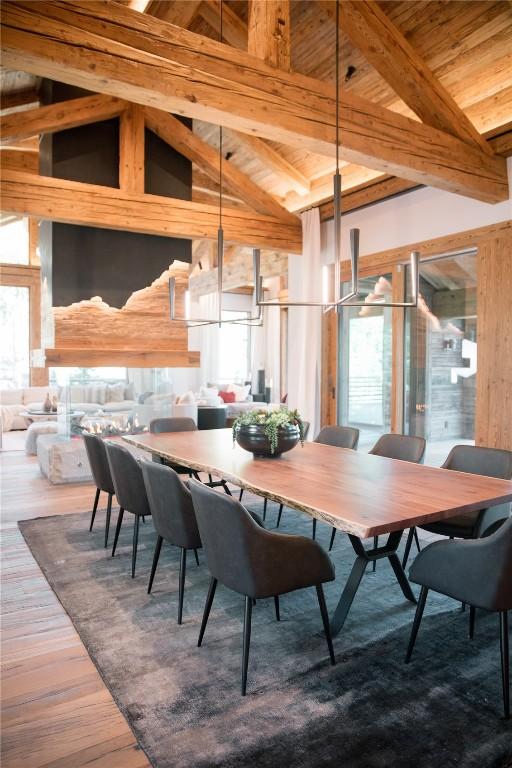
<box><xmin>338</xmin><ymin>274</ymin><xmax>393</xmax><ymax>450</ymax></box>
<box><xmin>404</xmin><ymin>250</ymin><xmax>477</xmax><ymax>466</ymax></box>
<box><xmin>0</xmin><ymin>285</ymin><xmax>30</xmax><ymax>388</ymax></box>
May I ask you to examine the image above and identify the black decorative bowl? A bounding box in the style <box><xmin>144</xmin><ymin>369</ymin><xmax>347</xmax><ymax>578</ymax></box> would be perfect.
<box><xmin>235</xmin><ymin>424</ymin><xmax>300</xmax><ymax>458</ymax></box>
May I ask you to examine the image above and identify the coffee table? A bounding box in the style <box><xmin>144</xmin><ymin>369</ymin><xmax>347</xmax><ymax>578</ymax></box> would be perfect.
<box><xmin>21</xmin><ymin>409</ymin><xmax>85</xmax><ymax>424</ymax></box>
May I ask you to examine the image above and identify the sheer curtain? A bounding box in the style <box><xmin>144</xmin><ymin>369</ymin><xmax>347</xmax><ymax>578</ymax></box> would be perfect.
<box><xmin>287</xmin><ymin>208</ymin><xmax>322</xmax><ymax>439</ymax></box>
<box><xmin>188</xmin><ymin>292</ymin><xmax>220</xmax><ymax>386</ymax></box>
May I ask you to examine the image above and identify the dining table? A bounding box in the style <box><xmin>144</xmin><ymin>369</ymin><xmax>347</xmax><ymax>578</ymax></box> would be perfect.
<box><xmin>123</xmin><ymin>428</ymin><xmax>512</xmax><ymax>635</ymax></box>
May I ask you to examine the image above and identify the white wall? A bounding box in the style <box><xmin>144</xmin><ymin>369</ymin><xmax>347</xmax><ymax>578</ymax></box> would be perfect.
<box><xmin>321</xmin><ymin>157</ymin><xmax>512</xmax><ymax>261</ymax></box>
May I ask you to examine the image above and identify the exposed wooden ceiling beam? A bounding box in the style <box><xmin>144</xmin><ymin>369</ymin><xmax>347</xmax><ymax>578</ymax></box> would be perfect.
<box><xmin>1</xmin><ymin>89</ymin><xmax>39</xmax><ymax>111</ymax></box>
<box><xmin>1</xmin><ymin>170</ymin><xmax>302</xmax><ymax>253</ymax></box>
<box><xmin>0</xmin><ymin>93</ymin><xmax>125</xmax><ymax>145</ymax></box>
<box><xmin>198</xmin><ymin>1</ymin><xmax>247</xmax><ymax>49</ymax></box>
<box><xmin>327</xmin><ymin>0</ymin><xmax>492</xmax><ymax>156</ymax></box>
<box><xmin>248</xmin><ymin>1</ymin><xmax>290</xmax><ymax>71</ymax></box>
<box><xmin>144</xmin><ymin>106</ymin><xmax>297</xmax><ymax>224</ymax></box>
<box><xmin>229</xmin><ymin>130</ymin><xmax>310</xmax><ymax>195</ymax></box>
<box><xmin>127</xmin><ymin>0</ymin><xmax>151</xmax><ymax>12</ymax></box>
<box><xmin>147</xmin><ymin>0</ymin><xmax>201</xmax><ymax>26</ymax></box>
<box><xmin>1</xmin><ymin>1</ymin><xmax>507</xmax><ymax>203</ymax></box>
<box><xmin>0</xmin><ymin>148</ymin><xmax>38</xmax><ymax>174</ymax></box>
<box><xmin>319</xmin><ymin>177</ymin><xmax>420</xmax><ymax>222</ymax></box>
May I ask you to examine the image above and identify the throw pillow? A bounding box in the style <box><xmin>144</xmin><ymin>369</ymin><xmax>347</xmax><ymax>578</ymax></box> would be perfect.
<box><xmin>138</xmin><ymin>391</ymin><xmax>153</xmax><ymax>404</ymax></box>
<box><xmin>219</xmin><ymin>390</ymin><xmax>235</xmax><ymax>403</ymax></box>
<box><xmin>106</xmin><ymin>383</ymin><xmax>125</xmax><ymax>403</ymax></box>
<box><xmin>227</xmin><ymin>383</ymin><xmax>251</xmax><ymax>402</ymax></box>
<box><xmin>178</xmin><ymin>391</ymin><xmax>196</xmax><ymax>405</ymax></box>
<box><xmin>125</xmin><ymin>382</ymin><xmax>136</xmax><ymax>401</ymax></box>
<box><xmin>200</xmin><ymin>385</ymin><xmax>219</xmax><ymax>399</ymax></box>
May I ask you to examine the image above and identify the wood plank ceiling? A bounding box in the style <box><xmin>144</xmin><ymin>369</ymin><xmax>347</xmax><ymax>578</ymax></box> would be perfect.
<box><xmin>1</xmin><ymin>0</ymin><xmax>511</xmax><ymax>225</ymax></box>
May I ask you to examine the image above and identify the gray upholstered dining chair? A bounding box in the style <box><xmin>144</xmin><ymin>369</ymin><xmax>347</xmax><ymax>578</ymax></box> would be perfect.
<box><xmin>105</xmin><ymin>441</ymin><xmax>151</xmax><ymax>578</ymax></box>
<box><xmin>239</xmin><ymin>420</ymin><xmax>311</xmax><ymax>522</ymax></box>
<box><xmin>328</xmin><ymin>432</ymin><xmax>425</xmax><ymax>553</ymax></box>
<box><xmin>402</xmin><ymin>445</ymin><xmax>512</xmax><ymax>569</ymax></box>
<box><xmin>83</xmin><ymin>432</ymin><xmax>116</xmax><ymax>548</ymax></box>
<box><xmin>189</xmin><ymin>480</ymin><xmax>336</xmax><ymax>695</ymax></box>
<box><xmin>405</xmin><ymin>517</ymin><xmax>512</xmax><ymax>718</ymax></box>
<box><xmin>276</xmin><ymin>425</ymin><xmax>360</xmax><ymax>539</ymax></box>
<box><xmin>149</xmin><ymin>416</ymin><xmax>198</xmax><ymax>478</ymax></box>
<box><xmin>141</xmin><ymin>460</ymin><xmax>202</xmax><ymax>624</ymax></box>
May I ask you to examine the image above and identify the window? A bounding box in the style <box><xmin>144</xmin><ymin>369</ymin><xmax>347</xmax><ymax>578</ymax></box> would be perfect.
<box><xmin>0</xmin><ymin>285</ymin><xmax>30</xmax><ymax>388</ymax></box>
<box><xmin>0</xmin><ymin>216</ymin><xmax>29</xmax><ymax>265</ymax></box>
<box><xmin>338</xmin><ymin>274</ymin><xmax>393</xmax><ymax>450</ymax></box>
<box><xmin>49</xmin><ymin>367</ymin><xmax>128</xmax><ymax>386</ymax></box>
<box><xmin>217</xmin><ymin>311</ymin><xmax>250</xmax><ymax>383</ymax></box>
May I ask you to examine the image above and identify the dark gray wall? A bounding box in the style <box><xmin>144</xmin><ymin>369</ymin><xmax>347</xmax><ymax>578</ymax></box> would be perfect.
<box><xmin>40</xmin><ymin>81</ymin><xmax>192</xmax><ymax>308</ymax></box>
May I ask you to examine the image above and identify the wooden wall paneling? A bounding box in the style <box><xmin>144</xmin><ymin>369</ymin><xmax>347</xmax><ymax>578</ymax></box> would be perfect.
<box><xmin>390</xmin><ymin>264</ymin><xmax>405</xmax><ymax>433</ymax></box>
<box><xmin>28</xmin><ymin>216</ymin><xmax>39</xmax><ymax>265</ymax></box>
<box><xmin>1</xmin><ymin>1</ymin><xmax>508</xmax><ymax>203</ymax></box>
<box><xmin>0</xmin><ymin>263</ymin><xmax>47</xmax><ymax>386</ymax></box>
<box><xmin>199</xmin><ymin>0</ymin><xmax>248</xmax><ymax>49</ymax></box>
<box><xmin>119</xmin><ymin>103</ymin><xmax>144</xmax><ymax>193</ymax></box>
<box><xmin>320</xmin><ymin>265</ymin><xmax>338</xmax><ymax>428</ymax></box>
<box><xmin>475</xmin><ymin>231</ymin><xmax>512</xmax><ymax>450</ymax></box>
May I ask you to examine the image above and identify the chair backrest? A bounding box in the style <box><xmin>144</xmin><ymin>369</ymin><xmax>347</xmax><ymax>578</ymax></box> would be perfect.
<box><xmin>141</xmin><ymin>460</ymin><xmax>201</xmax><ymax>549</ymax></box>
<box><xmin>83</xmin><ymin>432</ymin><xmax>115</xmax><ymax>494</ymax></box>
<box><xmin>188</xmin><ymin>479</ymin><xmax>265</xmax><ymax>596</ymax></box>
<box><xmin>302</xmin><ymin>420</ymin><xmax>310</xmax><ymax>440</ymax></box>
<box><xmin>466</xmin><ymin>517</ymin><xmax>512</xmax><ymax>611</ymax></box>
<box><xmin>104</xmin><ymin>442</ymin><xmax>150</xmax><ymax>517</ymax></box>
<box><xmin>149</xmin><ymin>417</ymin><xmax>197</xmax><ymax>434</ymax></box>
<box><xmin>315</xmin><ymin>425</ymin><xmax>359</xmax><ymax>450</ymax></box>
<box><xmin>442</xmin><ymin>444</ymin><xmax>512</xmax><ymax>479</ymax></box>
<box><xmin>369</xmin><ymin>433</ymin><xmax>426</xmax><ymax>463</ymax></box>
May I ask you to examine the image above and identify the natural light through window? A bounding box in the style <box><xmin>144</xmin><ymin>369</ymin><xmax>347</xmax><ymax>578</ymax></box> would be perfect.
<box><xmin>0</xmin><ymin>215</ymin><xmax>29</xmax><ymax>265</ymax></box>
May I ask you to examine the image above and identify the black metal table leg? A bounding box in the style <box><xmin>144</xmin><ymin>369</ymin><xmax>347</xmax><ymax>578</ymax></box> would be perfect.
<box><xmin>330</xmin><ymin>530</ymin><xmax>416</xmax><ymax>636</ymax></box>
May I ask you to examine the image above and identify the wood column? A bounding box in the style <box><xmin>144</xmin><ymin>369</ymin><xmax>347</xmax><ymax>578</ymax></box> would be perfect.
<box><xmin>119</xmin><ymin>104</ymin><xmax>145</xmax><ymax>194</ymax></box>
<box><xmin>248</xmin><ymin>1</ymin><xmax>290</xmax><ymax>71</ymax></box>
<box><xmin>475</xmin><ymin>231</ymin><xmax>512</xmax><ymax>450</ymax></box>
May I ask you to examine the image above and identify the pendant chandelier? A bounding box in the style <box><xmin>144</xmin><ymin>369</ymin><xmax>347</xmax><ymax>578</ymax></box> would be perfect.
<box><xmin>253</xmin><ymin>0</ymin><xmax>420</xmax><ymax>311</ymax></box>
<box><xmin>169</xmin><ymin>0</ymin><xmax>262</xmax><ymax>328</ymax></box>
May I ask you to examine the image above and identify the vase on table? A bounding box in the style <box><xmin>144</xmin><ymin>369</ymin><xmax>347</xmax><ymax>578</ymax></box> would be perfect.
<box><xmin>235</xmin><ymin>423</ymin><xmax>300</xmax><ymax>458</ymax></box>
<box><xmin>43</xmin><ymin>393</ymin><xmax>52</xmax><ymax>413</ymax></box>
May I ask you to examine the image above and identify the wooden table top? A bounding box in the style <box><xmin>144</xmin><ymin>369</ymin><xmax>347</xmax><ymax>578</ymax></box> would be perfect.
<box><xmin>124</xmin><ymin>429</ymin><xmax>512</xmax><ymax>539</ymax></box>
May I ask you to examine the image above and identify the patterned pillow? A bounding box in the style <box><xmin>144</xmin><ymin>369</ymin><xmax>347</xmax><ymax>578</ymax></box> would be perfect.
<box><xmin>125</xmin><ymin>382</ymin><xmax>136</xmax><ymax>401</ymax></box>
<box><xmin>106</xmin><ymin>383</ymin><xmax>125</xmax><ymax>403</ymax></box>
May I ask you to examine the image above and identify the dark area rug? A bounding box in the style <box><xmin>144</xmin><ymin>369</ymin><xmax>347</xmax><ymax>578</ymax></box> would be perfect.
<box><xmin>19</xmin><ymin>498</ymin><xmax>511</xmax><ymax>768</ymax></box>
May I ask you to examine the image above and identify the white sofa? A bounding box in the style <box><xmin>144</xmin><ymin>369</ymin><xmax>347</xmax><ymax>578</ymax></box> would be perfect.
<box><xmin>1</xmin><ymin>383</ymin><xmax>138</xmax><ymax>432</ymax></box>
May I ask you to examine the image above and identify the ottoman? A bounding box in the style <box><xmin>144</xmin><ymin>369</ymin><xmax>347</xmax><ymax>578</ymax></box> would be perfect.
<box><xmin>37</xmin><ymin>435</ymin><xmax>92</xmax><ymax>484</ymax></box>
<box><xmin>25</xmin><ymin>420</ymin><xmax>59</xmax><ymax>456</ymax></box>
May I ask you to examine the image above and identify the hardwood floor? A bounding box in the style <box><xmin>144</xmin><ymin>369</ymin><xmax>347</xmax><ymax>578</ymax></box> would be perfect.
<box><xmin>1</xmin><ymin>448</ymin><xmax>150</xmax><ymax>768</ymax></box>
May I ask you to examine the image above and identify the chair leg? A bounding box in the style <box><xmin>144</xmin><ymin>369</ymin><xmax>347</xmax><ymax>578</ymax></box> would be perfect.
<box><xmin>328</xmin><ymin>527</ymin><xmax>336</xmax><ymax>551</ymax></box>
<box><xmin>89</xmin><ymin>488</ymin><xmax>100</xmax><ymax>531</ymax></box>
<box><xmin>500</xmin><ymin>611</ymin><xmax>510</xmax><ymax>719</ymax></box>
<box><xmin>194</xmin><ymin>548</ymin><xmax>200</xmax><ymax>566</ymax></box>
<box><xmin>147</xmin><ymin>535</ymin><xmax>163</xmax><ymax>594</ymax></box>
<box><xmin>263</xmin><ymin>498</ymin><xmax>267</xmax><ymax>521</ymax></box>
<box><xmin>239</xmin><ymin>489</ymin><xmax>244</xmax><ymax>502</ymax></box>
<box><xmin>242</xmin><ymin>596</ymin><xmax>253</xmax><ymax>696</ymax></box>
<box><xmin>274</xmin><ymin>595</ymin><xmax>280</xmax><ymax>622</ymax></box>
<box><xmin>104</xmin><ymin>493</ymin><xmax>112</xmax><ymax>548</ymax></box>
<box><xmin>316</xmin><ymin>584</ymin><xmax>335</xmax><ymax>665</ymax></box>
<box><xmin>131</xmin><ymin>515</ymin><xmax>140</xmax><ymax>578</ymax></box>
<box><xmin>372</xmin><ymin>536</ymin><xmax>378</xmax><ymax>571</ymax></box>
<box><xmin>401</xmin><ymin>528</ymin><xmax>415</xmax><ymax>569</ymax></box>
<box><xmin>312</xmin><ymin>518</ymin><xmax>317</xmax><ymax>540</ymax></box>
<box><xmin>222</xmin><ymin>482</ymin><xmax>232</xmax><ymax>496</ymax></box>
<box><xmin>469</xmin><ymin>605</ymin><xmax>476</xmax><ymax>639</ymax></box>
<box><xmin>111</xmin><ymin>508</ymin><xmax>124</xmax><ymax>557</ymax></box>
<box><xmin>276</xmin><ymin>504</ymin><xmax>284</xmax><ymax>528</ymax></box>
<box><xmin>405</xmin><ymin>585</ymin><xmax>428</xmax><ymax>663</ymax></box>
<box><xmin>141</xmin><ymin>516</ymin><xmax>146</xmax><ymax>524</ymax></box>
<box><xmin>177</xmin><ymin>548</ymin><xmax>187</xmax><ymax>625</ymax></box>
<box><xmin>413</xmin><ymin>528</ymin><xmax>421</xmax><ymax>553</ymax></box>
<box><xmin>198</xmin><ymin>577</ymin><xmax>217</xmax><ymax>647</ymax></box>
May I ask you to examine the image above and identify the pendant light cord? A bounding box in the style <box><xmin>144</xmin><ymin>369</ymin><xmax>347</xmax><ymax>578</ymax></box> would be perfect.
<box><xmin>335</xmin><ymin>0</ymin><xmax>339</xmax><ymax>175</ymax></box>
<box><xmin>219</xmin><ymin>0</ymin><xmax>223</xmax><ymax>232</ymax></box>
